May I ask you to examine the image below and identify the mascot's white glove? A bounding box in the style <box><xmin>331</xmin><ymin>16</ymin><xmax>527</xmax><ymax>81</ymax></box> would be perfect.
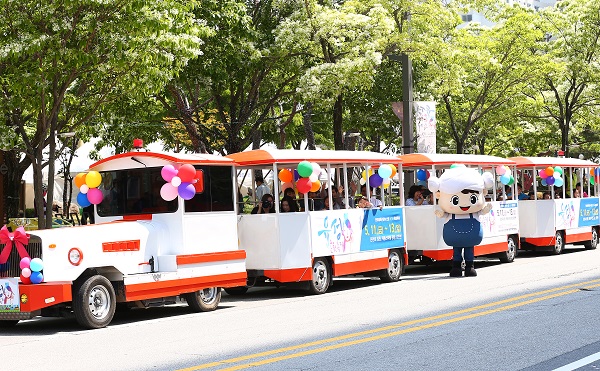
<box><xmin>434</xmin><ymin>208</ymin><xmax>445</xmax><ymax>218</ymax></box>
<box><xmin>481</xmin><ymin>203</ymin><xmax>493</xmax><ymax>215</ymax></box>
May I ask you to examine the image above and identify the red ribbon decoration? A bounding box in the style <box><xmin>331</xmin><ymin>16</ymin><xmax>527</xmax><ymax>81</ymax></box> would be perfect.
<box><xmin>0</xmin><ymin>225</ymin><xmax>30</xmax><ymax>265</ymax></box>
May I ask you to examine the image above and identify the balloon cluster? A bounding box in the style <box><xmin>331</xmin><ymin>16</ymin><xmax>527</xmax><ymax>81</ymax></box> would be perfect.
<box><xmin>361</xmin><ymin>164</ymin><xmax>397</xmax><ymax>188</ymax></box>
<box><xmin>496</xmin><ymin>165</ymin><xmax>515</xmax><ymax>186</ymax></box>
<box><xmin>539</xmin><ymin>166</ymin><xmax>564</xmax><ymax>187</ymax></box>
<box><xmin>20</xmin><ymin>257</ymin><xmax>44</xmax><ymax>284</ymax></box>
<box><xmin>160</xmin><ymin>164</ymin><xmax>200</xmax><ymax>201</ymax></box>
<box><xmin>590</xmin><ymin>168</ymin><xmax>600</xmax><ymax>185</ymax></box>
<box><xmin>291</xmin><ymin>161</ymin><xmax>323</xmax><ymax>194</ymax></box>
<box><xmin>74</xmin><ymin>171</ymin><xmax>104</xmax><ymax>207</ymax></box>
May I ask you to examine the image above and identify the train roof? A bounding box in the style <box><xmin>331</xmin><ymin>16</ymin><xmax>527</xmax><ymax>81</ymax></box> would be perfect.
<box><xmin>399</xmin><ymin>153</ymin><xmax>515</xmax><ymax>167</ymax></box>
<box><xmin>226</xmin><ymin>148</ymin><xmax>401</xmax><ymax>166</ymax></box>
<box><xmin>509</xmin><ymin>156</ymin><xmax>598</xmax><ymax>168</ymax></box>
<box><xmin>89</xmin><ymin>150</ymin><xmax>232</xmax><ymax>171</ymax></box>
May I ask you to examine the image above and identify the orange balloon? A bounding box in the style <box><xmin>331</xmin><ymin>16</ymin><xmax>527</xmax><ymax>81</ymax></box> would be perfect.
<box><xmin>278</xmin><ymin>169</ymin><xmax>293</xmax><ymax>183</ymax></box>
<box><xmin>545</xmin><ymin>166</ymin><xmax>554</xmax><ymax>176</ymax></box>
<box><xmin>74</xmin><ymin>173</ymin><xmax>87</xmax><ymax>188</ymax></box>
<box><xmin>390</xmin><ymin>164</ymin><xmax>397</xmax><ymax>178</ymax></box>
<box><xmin>310</xmin><ymin>179</ymin><xmax>321</xmax><ymax>192</ymax></box>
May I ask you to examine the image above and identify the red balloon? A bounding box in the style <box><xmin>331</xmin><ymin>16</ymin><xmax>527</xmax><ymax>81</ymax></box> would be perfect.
<box><xmin>296</xmin><ymin>178</ymin><xmax>313</xmax><ymax>194</ymax></box>
<box><xmin>178</xmin><ymin>164</ymin><xmax>197</xmax><ymax>183</ymax></box>
<box><xmin>20</xmin><ymin>274</ymin><xmax>31</xmax><ymax>284</ymax></box>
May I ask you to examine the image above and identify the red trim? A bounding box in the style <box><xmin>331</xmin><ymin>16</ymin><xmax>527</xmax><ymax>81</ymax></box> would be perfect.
<box><xmin>422</xmin><ymin>241</ymin><xmax>509</xmax><ymax>261</ymax></box>
<box><xmin>90</xmin><ymin>151</ymin><xmax>232</xmax><ymax>168</ymax></box>
<box><xmin>332</xmin><ymin>257</ymin><xmax>388</xmax><ymax>276</ymax></box>
<box><xmin>122</xmin><ymin>214</ymin><xmax>152</xmax><ymax>221</ymax></box>
<box><xmin>125</xmin><ymin>272</ymin><xmax>247</xmax><ymax>301</ymax></box>
<box><xmin>263</xmin><ymin>268</ymin><xmax>312</xmax><ymax>282</ymax></box>
<box><xmin>525</xmin><ymin>236</ymin><xmax>555</xmax><ymax>246</ymax></box>
<box><xmin>176</xmin><ymin>250</ymin><xmax>246</xmax><ymax>265</ymax></box>
<box><xmin>566</xmin><ymin>232</ymin><xmax>592</xmax><ymax>244</ymax></box>
<box><xmin>103</xmin><ymin>240</ymin><xmax>141</xmax><ymax>252</ymax></box>
<box><xmin>19</xmin><ymin>282</ymin><xmax>72</xmax><ymax>312</ymax></box>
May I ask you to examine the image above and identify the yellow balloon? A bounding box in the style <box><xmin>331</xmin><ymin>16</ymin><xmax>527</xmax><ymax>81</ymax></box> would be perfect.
<box><xmin>74</xmin><ymin>173</ymin><xmax>87</xmax><ymax>188</ymax></box>
<box><xmin>85</xmin><ymin>171</ymin><xmax>102</xmax><ymax>188</ymax></box>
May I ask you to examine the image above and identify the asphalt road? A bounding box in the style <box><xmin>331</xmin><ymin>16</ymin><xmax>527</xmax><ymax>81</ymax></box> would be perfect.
<box><xmin>2</xmin><ymin>246</ymin><xmax>600</xmax><ymax>371</ymax></box>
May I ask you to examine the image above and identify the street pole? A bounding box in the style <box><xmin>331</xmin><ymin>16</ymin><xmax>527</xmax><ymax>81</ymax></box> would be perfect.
<box><xmin>402</xmin><ymin>52</ymin><xmax>414</xmax><ymax>156</ymax></box>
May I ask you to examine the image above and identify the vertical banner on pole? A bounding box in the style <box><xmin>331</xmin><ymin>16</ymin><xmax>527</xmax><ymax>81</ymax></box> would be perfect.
<box><xmin>414</xmin><ymin>101</ymin><xmax>436</xmax><ymax>154</ymax></box>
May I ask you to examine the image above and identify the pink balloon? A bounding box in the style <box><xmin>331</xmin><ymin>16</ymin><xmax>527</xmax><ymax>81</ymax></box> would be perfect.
<box><xmin>19</xmin><ymin>257</ymin><xmax>31</xmax><ymax>270</ymax></box>
<box><xmin>178</xmin><ymin>182</ymin><xmax>196</xmax><ymax>200</ymax></box>
<box><xmin>87</xmin><ymin>188</ymin><xmax>104</xmax><ymax>205</ymax></box>
<box><xmin>161</xmin><ymin>165</ymin><xmax>178</xmax><ymax>182</ymax></box>
<box><xmin>539</xmin><ymin>169</ymin><xmax>548</xmax><ymax>179</ymax></box>
<box><xmin>21</xmin><ymin>267</ymin><xmax>31</xmax><ymax>278</ymax></box>
<box><xmin>160</xmin><ymin>183</ymin><xmax>178</xmax><ymax>201</ymax></box>
<box><xmin>496</xmin><ymin>165</ymin><xmax>506</xmax><ymax>175</ymax></box>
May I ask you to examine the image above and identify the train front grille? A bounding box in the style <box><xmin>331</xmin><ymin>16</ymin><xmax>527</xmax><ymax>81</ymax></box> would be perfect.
<box><xmin>0</xmin><ymin>235</ymin><xmax>43</xmax><ymax>278</ymax></box>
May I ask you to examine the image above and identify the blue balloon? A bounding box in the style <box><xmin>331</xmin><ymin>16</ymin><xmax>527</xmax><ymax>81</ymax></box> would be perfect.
<box><xmin>77</xmin><ymin>192</ymin><xmax>91</xmax><ymax>208</ymax></box>
<box><xmin>416</xmin><ymin>169</ymin><xmax>427</xmax><ymax>181</ymax></box>
<box><xmin>29</xmin><ymin>258</ymin><xmax>44</xmax><ymax>272</ymax></box>
<box><xmin>541</xmin><ymin>178</ymin><xmax>547</xmax><ymax>186</ymax></box>
<box><xmin>30</xmin><ymin>271</ymin><xmax>43</xmax><ymax>284</ymax></box>
<box><xmin>500</xmin><ymin>173</ymin><xmax>511</xmax><ymax>185</ymax></box>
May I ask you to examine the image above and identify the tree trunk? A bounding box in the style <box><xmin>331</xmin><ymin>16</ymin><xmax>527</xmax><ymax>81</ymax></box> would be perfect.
<box><xmin>333</xmin><ymin>94</ymin><xmax>344</xmax><ymax>150</ymax></box>
<box><xmin>3</xmin><ymin>151</ymin><xmax>29</xmax><ymax>220</ymax></box>
<box><xmin>303</xmin><ymin>102</ymin><xmax>316</xmax><ymax>150</ymax></box>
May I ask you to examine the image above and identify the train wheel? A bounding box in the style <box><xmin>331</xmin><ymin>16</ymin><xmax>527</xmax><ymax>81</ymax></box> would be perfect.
<box><xmin>552</xmin><ymin>231</ymin><xmax>565</xmax><ymax>255</ymax></box>
<box><xmin>185</xmin><ymin>287</ymin><xmax>221</xmax><ymax>312</ymax></box>
<box><xmin>224</xmin><ymin>287</ymin><xmax>249</xmax><ymax>296</ymax></box>
<box><xmin>585</xmin><ymin>228</ymin><xmax>598</xmax><ymax>250</ymax></box>
<box><xmin>308</xmin><ymin>258</ymin><xmax>331</xmax><ymax>295</ymax></box>
<box><xmin>499</xmin><ymin>235</ymin><xmax>518</xmax><ymax>263</ymax></box>
<box><xmin>380</xmin><ymin>250</ymin><xmax>403</xmax><ymax>282</ymax></box>
<box><xmin>73</xmin><ymin>275</ymin><xmax>116</xmax><ymax>329</ymax></box>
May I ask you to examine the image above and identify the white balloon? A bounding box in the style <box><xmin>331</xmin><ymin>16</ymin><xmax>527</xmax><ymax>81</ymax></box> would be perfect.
<box><xmin>171</xmin><ymin>176</ymin><xmax>182</xmax><ymax>187</ymax></box>
<box><xmin>80</xmin><ymin>184</ymin><xmax>89</xmax><ymax>194</ymax></box>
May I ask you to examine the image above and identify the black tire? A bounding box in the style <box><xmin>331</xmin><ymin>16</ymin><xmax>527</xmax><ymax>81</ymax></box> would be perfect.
<box><xmin>224</xmin><ymin>287</ymin><xmax>249</xmax><ymax>296</ymax></box>
<box><xmin>185</xmin><ymin>287</ymin><xmax>221</xmax><ymax>312</ymax></box>
<box><xmin>0</xmin><ymin>320</ymin><xmax>19</xmax><ymax>328</ymax></box>
<box><xmin>585</xmin><ymin>228</ymin><xmax>598</xmax><ymax>250</ymax></box>
<box><xmin>552</xmin><ymin>231</ymin><xmax>565</xmax><ymax>255</ymax></box>
<box><xmin>499</xmin><ymin>235</ymin><xmax>518</xmax><ymax>263</ymax></box>
<box><xmin>308</xmin><ymin>258</ymin><xmax>331</xmax><ymax>295</ymax></box>
<box><xmin>73</xmin><ymin>275</ymin><xmax>116</xmax><ymax>329</ymax></box>
<box><xmin>380</xmin><ymin>250</ymin><xmax>403</xmax><ymax>282</ymax></box>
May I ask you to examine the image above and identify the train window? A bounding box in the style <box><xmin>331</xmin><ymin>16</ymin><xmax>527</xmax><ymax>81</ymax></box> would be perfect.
<box><xmin>97</xmin><ymin>167</ymin><xmax>178</xmax><ymax>216</ymax></box>
<box><xmin>184</xmin><ymin>166</ymin><xmax>234</xmax><ymax>212</ymax></box>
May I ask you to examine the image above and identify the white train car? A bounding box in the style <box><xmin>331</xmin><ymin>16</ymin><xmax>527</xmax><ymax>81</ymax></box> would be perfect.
<box><xmin>399</xmin><ymin>153</ymin><xmax>520</xmax><ymax>264</ymax></box>
<box><xmin>0</xmin><ymin>149</ymin><xmax>246</xmax><ymax>328</ymax></box>
<box><xmin>510</xmin><ymin>156</ymin><xmax>599</xmax><ymax>254</ymax></box>
<box><xmin>227</xmin><ymin>149</ymin><xmax>406</xmax><ymax>294</ymax></box>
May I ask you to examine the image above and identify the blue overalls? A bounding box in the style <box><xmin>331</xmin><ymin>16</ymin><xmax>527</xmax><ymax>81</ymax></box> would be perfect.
<box><xmin>442</xmin><ymin>213</ymin><xmax>484</xmax><ymax>262</ymax></box>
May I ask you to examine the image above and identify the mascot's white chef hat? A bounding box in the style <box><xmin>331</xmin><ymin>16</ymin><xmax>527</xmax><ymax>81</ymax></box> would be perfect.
<box><xmin>428</xmin><ymin>166</ymin><xmax>494</xmax><ymax>194</ymax></box>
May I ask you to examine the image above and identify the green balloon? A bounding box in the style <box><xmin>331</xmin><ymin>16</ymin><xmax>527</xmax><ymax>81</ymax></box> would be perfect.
<box><xmin>450</xmin><ymin>163</ymin><xmax>466</xmax><ymax>169</ymax></box>
<box><xmin>553</xmin><ymin>166</ymin><xmax>563</xmax><ymax>175</ymax></box>
<box><xmin>297</xmin><ymin>161</ymin><xmax>313</xmax><ymax>177</ymax></box>
<box><xmin>507</xmin><ymin>175</ymin><xmax>515</xmax><ymax>186</ymax></box>
<box><xmin>591</xmin><ymin>177</ymin><xmax>595</xmax><ymax>185</ymax></box>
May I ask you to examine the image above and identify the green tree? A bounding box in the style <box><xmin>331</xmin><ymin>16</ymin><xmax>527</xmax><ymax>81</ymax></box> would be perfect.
<box><xmin>0</xmin><ymin>1</ymin><xmax>204</xmax><ymax>227</ymax></box>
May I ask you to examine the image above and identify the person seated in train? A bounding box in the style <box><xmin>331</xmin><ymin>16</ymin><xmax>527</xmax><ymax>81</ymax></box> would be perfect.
<box><xmin>251</xmin><ymin>194</ymin><xmax>276</xmax><ymax>214</ymax></box>
<box><xmin>361</xmin><ymin>185</ymin><xmax>382</xmax><ymax>207</ymax></box>
<box><xmin>516</xmin><ymin>183</ymin><xmax>529</xmax><ymax>200</ymax></box>
<box><xmin>422</xmin><ymin>189</ymin><xmax>433</xmax><ymax>205</ymax></box>
<box><xmin>356</xmin><ymin>196</ymin><xmax>374</xmax><ymax>209</ymax></box>
<box><xmin>576</xmin><ymin>183</ymin><xmax>588</xmax><ymax>197</ymax></box>
<box><xmin>280</xmin><ymin>197</ymin><xmax>294</xmax><ymax>213</ymax></box>
<box><xmin>406</xmin><ymin>185</ymin><xmax>425</xmax><ymax>206</ymax></box>
<box><xmin>542</xmin><ymin>191</ymin><xmax>552</xmax><ymax>200</ymax></box>
<box><xmin>308</xmin><ymin>191</ymin><xmax>324</xmax><ymax>211</ymax></box>
<box><xmin>283</xmin><ymin>187</ymin><xmax>301</xmax><ymax>211</ymax></box>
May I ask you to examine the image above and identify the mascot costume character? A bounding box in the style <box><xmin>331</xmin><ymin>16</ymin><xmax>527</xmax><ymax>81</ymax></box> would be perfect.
<box><xmin>428</xmin><ymin>166</ymin><xmax>494</xmax><ymax>277</ymax></box>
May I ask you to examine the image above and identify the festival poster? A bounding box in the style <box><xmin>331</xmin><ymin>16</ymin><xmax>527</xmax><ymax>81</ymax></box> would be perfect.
<box><xmin>414</xmin><ymin>101</ymin><xmax>437</xmax><ymax>154</ymax></box>
<box><xmin>480</xmin><ymin>201</ymin><xmax>519</xmax><ymax>236</ymax></box>
<box><xmin>0</xmin><ymin>278</ymin><xmax>20</xmax><ymax>312</ymax></box>
<box><xmin>555</xmin><ymin>199</ymin><xmax>579</xmax><ymax>230</ymax></box>
<box><xmin>312</xmin><ymin>211</ymin><xmax>364</xmax><ymax>255</ymax></box>
<box><xmin>577</xmin><ymin>198</ymin><xmax>599</xmax><ymax>227</ymax></box>
<box><xmin>359</xmin><ymin>208</ymin><xmax>405</xmax><ymax>251</ymax></box>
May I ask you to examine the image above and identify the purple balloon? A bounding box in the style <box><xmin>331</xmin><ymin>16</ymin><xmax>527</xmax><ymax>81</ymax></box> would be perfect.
<box><xmin>293</xmin><ymin>169</ymin><xmax>300</xmax><ymax>181</ymax></box>
<box><xmin>369</xmin><ymin>173</ymin><xmax>383</xmax><ymax>187</ymax></box>
<box><xmin>546</xmin><ymin>176</ymin><xmax>555</xmax><ymax>186</ymax></box>
<box><xmin>178</xmin><ymin>182</ymin><xmax>196</xmax><ymax>200</ymax></box>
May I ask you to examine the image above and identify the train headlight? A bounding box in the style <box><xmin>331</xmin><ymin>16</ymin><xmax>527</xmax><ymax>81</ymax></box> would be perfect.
<box><xmin>68</xmin><ymin>248</ymin><xmax>83</xmax><ymax>266</ymax></box>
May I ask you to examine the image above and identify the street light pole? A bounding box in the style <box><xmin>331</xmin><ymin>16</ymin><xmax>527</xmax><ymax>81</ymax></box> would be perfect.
<box><xmin>401</xmin><ymin>52</ymin><xmax>414</xmax><ymax>155</ymax></box>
